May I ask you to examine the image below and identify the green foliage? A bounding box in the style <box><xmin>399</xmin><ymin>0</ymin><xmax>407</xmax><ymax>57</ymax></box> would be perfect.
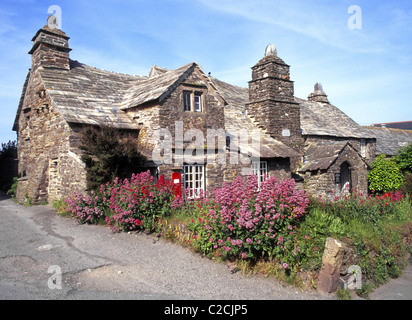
<box><xmin>395</xmin><ymin>142</ymin><xmax>412</xmax><ymax>173</ymax></box>
<box><xmin>6</xmin><ymin>177</ymin><xmax>18</xmax><ymax>199</ymax></box>
<box><xmin>52</xmin><ymin>198</ymin><xmax>70</xmax><ymax>217</ymax></box>
<box><xmin>79</xmin><ymin>125</ymin><xmax>145</xmax><ymax>192</ymax></box>
<box><xmin>403</xmin><ymin>173</ymin><xmax>412</xmax><ymax>195</ymax></box>
<box><xmin>367</xmin><ymin>154</ymin><xmax>404</xmax><ymax>193</ymax></box>
<box><xmin>309</xmin><ymin>191</ymin><xmax>412</xmax><ymax>294</ymax></box>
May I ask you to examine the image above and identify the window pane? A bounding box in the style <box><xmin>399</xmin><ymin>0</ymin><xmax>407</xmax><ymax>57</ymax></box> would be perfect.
<box><xmin>183</xmin><ymin>92</ymin><xmax>191</xmax><ymax>111</ymax></box>
<box><xmin>184</xmin><ymin>164</ymin><xmax>205</xmax><ymax>198</ymax></box>
<box><xmin>251</xmin><ymin>161</ymin><xmax>267</xmax><ymax>188</ymax></box>
<box><xmin>194</xmin><ymin>94</ymin><xmax>202</xmax><ymax>112</ymax></box>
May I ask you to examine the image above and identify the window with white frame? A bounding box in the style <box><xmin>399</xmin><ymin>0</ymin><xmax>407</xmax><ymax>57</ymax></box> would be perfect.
<box><xmin>251</xmin><ymin>160</ymin><xmax>268</xmax><ymax>188</ymax></box>
<box><xmin>194</xmin><ymin>93</ymin><xmax>202</xmax><ymax>112</ymax></box>
<box><xmin>184</xmin><ymin>164</ymin><xmax>205</xmax><ymax>198</ymax></box>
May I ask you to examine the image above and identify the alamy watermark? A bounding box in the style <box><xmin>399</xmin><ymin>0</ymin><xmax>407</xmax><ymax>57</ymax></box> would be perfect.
<box><xmin>152</xmin><ymin>121</ymin><xmax>261</xmax><ymax>170</ymax></box>
<box><xmin>47</xmin><ymin>5</ymin><xmax>62</xmax><ymax>30</ymax></box>
<box><xmin>348</xmin><ymin>5</ymin><xmax>362</xmax><ymax>30</ymax></box>
<box><xmin>47</xmin><ymin>265</ymin><xmax>62</xmax><ymax>290</ymax></box>
<box><xmin>343</xmin><ymin>265</ymin><xmax>362</xmax><ymax>290</ymax></box>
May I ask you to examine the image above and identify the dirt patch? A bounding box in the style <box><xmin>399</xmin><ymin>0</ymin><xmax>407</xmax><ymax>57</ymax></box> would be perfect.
<box><xmin>0</xmin><ymin>255</ymin><xmax>39</xmax><ymax>279</ymax></box>
<box><xmin>70</xmin><ymin>265</ymin><xmax>171</xmax><ymax>295</ymax></box>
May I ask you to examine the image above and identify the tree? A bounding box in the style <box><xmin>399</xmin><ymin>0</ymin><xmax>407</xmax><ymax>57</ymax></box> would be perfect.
<box><xmin>367</xmin><ymin>154</ymin><xmax>404</xmax><ymax>194</ymax></box>
<box><xmin>79</xmin><ymin>125</ymin><xmax>145</xmax><ymax>192</ymax></box>
<box><xmin>0</xmin><ymin>140</ymin><xmax>18</xmax><ymax>192</ymax></box>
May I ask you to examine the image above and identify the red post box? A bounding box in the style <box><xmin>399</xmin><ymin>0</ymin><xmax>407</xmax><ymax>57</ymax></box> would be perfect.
<box><xmin>172</xmin><ymin>172</ymin><xmax>181</xmax><ymax>198</ymax></box>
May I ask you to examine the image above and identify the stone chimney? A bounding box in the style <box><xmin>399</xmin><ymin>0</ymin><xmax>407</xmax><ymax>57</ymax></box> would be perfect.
<box><xmin>246</xmin><ymin>44</ymin><xmax>302</xmax><ymax>151</ymax></box>
<box><xmin>28</xmin><ymin>19</ymin><xmax>71</xmax><ymax>71</ymax></box>
<box><xmin>308</xmin><ymin>82</ymin><xmax>329</xmax><ymax>103</ymax></box>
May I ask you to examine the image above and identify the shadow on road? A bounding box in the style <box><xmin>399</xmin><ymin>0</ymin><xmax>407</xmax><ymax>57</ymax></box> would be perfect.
<box><xmin>0</xmin><ymin>191</ymin><xmax>12</xmax><ymax>202</ymax></box>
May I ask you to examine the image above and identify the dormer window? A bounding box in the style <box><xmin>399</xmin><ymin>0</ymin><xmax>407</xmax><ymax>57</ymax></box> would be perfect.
<box><xmin>183</xmin><ymin>91</ymin><xmax>203</xmax><ymax>112</ymax></box>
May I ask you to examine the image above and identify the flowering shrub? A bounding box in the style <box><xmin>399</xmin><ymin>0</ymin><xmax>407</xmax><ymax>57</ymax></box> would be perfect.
<box><xmin>102</xmin><ymin>172</ymin><xmax>176</xmax><ymax>232</ymax></box>
<box><xmin>187</xmin><ymin>175</ymin><xmax>310</xmax><ymax>268</ymax></box>
<box><xmin>65</xmin><ymin>191</ymin><xmax>105</xmax><ymax>225</ymax></box>
<box><xmin>64</xmin><ymin>171</ymin><xmax>177</xmax><ymax>232</ymax></box>
<box><xmin>313</xmin><ymin>189</ymin><xmax>407</xmax><ymax>223</ymax></box>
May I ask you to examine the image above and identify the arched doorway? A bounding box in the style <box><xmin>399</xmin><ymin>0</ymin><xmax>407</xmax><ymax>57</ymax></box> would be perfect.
<box><xmin>340</xmin><ymin>162</ymin><xmax>352</xmax><ymax>193</ymax></box>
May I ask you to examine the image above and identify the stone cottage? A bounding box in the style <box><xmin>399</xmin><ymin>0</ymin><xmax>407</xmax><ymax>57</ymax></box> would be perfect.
<box><xmin>13</xmin><ymin>22</ymin><xmax>377</xmax><ymax>203</ymax></box>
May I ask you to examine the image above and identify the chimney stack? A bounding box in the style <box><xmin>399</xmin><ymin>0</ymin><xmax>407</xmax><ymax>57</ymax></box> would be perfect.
<box><xmin>246</xmin><ymin>44</ymin><xmax>302</xmax><ymax>151</ymax></box>
<box><xmin>28</xmin><ymin>18</ymin><xmax>71</xmax><ymax>71</ymax></box>
<box><xmin>308</xmin><ymin>82</ymin><xmax>329</xmax><ymax>103</ymax></box>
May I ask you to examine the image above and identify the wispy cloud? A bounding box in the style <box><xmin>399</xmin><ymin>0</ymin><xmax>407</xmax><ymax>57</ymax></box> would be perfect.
<box><xmin>197</xmin><ymin>0</ymin><xmax>387</xmax><ymax>54</ymax></box>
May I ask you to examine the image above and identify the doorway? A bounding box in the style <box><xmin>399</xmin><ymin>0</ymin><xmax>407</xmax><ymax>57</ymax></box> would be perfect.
<box><xmin>340</xmin><ymin>162</ymin><xmax>352</xmax><ymax>193</ymax></box>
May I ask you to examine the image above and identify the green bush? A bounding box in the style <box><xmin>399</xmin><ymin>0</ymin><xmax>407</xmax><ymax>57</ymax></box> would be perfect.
<box><xmin>79</xmin><ymin>125</ymin><xmax>146</xmax><ymax>192</ymax></box>
<box><xmin>367</xmin><ymin>154</ymin><xmax>404</xmax><ymax>193</ymax></box>
<box><xmin>6</xmin><ymin>177</ymin><xmax>18</xmax><ymax>199</ymax></box>
<box><xmin>395</xmin><ymin>142</ymin><xmax>412</xmax><ymax>173</ymax></box>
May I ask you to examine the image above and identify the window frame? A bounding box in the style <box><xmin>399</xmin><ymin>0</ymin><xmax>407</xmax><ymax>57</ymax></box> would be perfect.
<box><xmin>183</xmin><ymin>90</ymin><xmax>203</xmax><ymax>113</ymax></box>
<box><xmin>183</xmin><ymin>91</ymin><xmax>192</xmax><ymax>112</ymax></box>
<box><xmin>194</xmin><ymin>93</ymin><xmax>202</xmax><ymax>112</ymax></box>
<box><xmin>251</xmin><ymin>160</ymin><xmax>268</xmax><ymax>189</ymax></box>
<box><xmin>183</xmin><ymin>164</ymin><xmax>205</xmax><ymax>198</ymax></box>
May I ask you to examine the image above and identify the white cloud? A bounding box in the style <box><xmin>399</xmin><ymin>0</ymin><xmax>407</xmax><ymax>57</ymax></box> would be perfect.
<box><xmin>197</xmin><ymin>0</ymin><xmax>386</xmax><ymax>54</ymax></box>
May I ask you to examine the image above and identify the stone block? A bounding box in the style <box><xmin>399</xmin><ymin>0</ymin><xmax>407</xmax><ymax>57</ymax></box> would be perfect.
<box><xmin>317</xmin><ymin>237</ymin><xmax>346</xmax><ymax>293</ymax></box>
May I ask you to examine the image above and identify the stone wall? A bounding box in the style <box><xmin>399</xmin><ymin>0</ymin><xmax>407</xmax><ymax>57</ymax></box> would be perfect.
<box><xmin>16</xmin><ymin>69</ymin><xmax>86</xmax><ymax>204</ymax></box>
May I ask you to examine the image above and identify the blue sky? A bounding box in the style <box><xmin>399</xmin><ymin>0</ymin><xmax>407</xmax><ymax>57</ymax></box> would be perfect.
<box><xmin>1</xmin><ymin>0</ymin><xmax>411</xmax><ymax>144</ymax></box>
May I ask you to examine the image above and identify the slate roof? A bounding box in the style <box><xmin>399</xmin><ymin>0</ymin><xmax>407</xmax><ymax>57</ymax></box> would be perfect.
<box><xmin>363</xmin><ymin>126</ymin><xmax>412</xmax><ymax>156</ymax></box>
<box><xmin>39</xmin><ymin>60</ymin><xmax>146</xmax><ymax>129</ymax></box>
<box><xmin>298</xmin><ymin>98</ymin><xmax>375</xmax><ymax>139</ymax></box>
<box><xmin>371</xmin><ymin>121</ymin><xmax>412</xmax><ymax>131</ymax></box>
<box><xmin>298</xmin><ymin>140</ymin><xmax>349</xmax><ymax>172</ymax></box>
<box><xmin>120</xmin><ymin>62</ymin><xmax>196</xmax><ymax>110</ymax></box>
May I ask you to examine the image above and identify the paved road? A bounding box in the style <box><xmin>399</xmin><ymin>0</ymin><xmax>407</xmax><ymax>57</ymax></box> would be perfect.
<box><xmin>0</xmin><ymin>191</ymin><xmax>410</xmax><ymax>302</ymax></box>
<box><xmin>369</xmin><ymin>260</ymin><xmax>412</xmax><ymax>300</ymax></box>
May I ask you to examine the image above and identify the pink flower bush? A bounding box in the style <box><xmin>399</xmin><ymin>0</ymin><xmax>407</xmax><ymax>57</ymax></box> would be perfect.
<box><xmin>64</xmin><ymin>171</ymin><xmax>177</xmax><ymax>232</ymax></box>
<box><xmin>188</xmin><ymin>174</ymin><xmax>309</xmax><ymax>264</ymax></box>
<box><xmin>65</xmin><ymin>190</ymin><xmax>105</xmax><ymax>225</ymax></box>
